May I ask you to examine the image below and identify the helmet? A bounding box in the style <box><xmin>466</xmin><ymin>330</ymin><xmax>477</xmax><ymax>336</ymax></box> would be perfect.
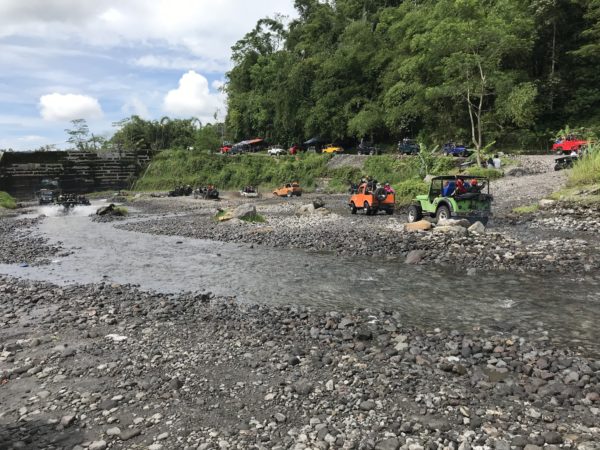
<box><xmin>384</xmin><ymin>182</ymin><xmax>390</xmax><ymax>186</ymax></box>
<box><xmin>470</xmin><ymin>179</ymin><xmax>478</xmax><ymax>186</ymax></box>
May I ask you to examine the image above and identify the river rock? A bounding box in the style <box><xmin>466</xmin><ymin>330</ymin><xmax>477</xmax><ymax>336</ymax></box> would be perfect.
<box><xmin>539</xmin><ymin>199</ymin><xmax>557</xmax><ymax>208</ymax></box>
<box><xmin>405</xmin><ymin>250</ymin><xmax>425</xmax><ymax>265</ymax></box>
<box><xmin>375</xmin><ymin>438</ymin><xmax>401</xmax><ymax>450</ymax></box>
<box><xmin>437</xmin><ymin>218</ymin><xmax>471</xmax><ymax>228</ymax></box>
<box><xmin>433</xmin><ymin>225</ymin><xmax>468</xmax><ymax>236</ymax></box>
<box><xmin>468</xmin><ymin>221</ymin><xmax>486</xmax><ymax>234</ymax></box>
<box><xmin>312</xmin><ymin>198</ymin><xmax>325</xmax><ymax>209</ymax></box>
<box><xmin>405</xmin><ymin>220</ymin><xmax>432</xmax><ymax>232</ymax></box>
<box><xmin>89</xmin><ymin>441</ymin><xmax>107</xmax><ymax>450</ymax></box>
<box><xmin>233</xmin><ymin>204</ymin><xmax>256</xmax><ymax>219</ymax></box>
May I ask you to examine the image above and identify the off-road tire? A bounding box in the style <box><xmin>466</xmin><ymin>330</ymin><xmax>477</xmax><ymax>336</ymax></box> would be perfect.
<box><xmin>287</xmin><ymin>191</ymin><xmax>293</xmax><ymax>198</ymax></box>
<box><xmin>350</xmin><ymin>202</ymin><xmax>357</xmax><ymax>214</ymax></box>
<box><xmin>385</xmin><ymin>208</ymin><xmax>394</xmax><ymax>215</ymax></box>
<box><xmin>436</xmin><ymin>204</ymin><xmax>451</xmax><ymax>222</ymax></box>
<box><xmin>364</xmin><ymin>201</ymin><xmax>371</xmax><ymax>215</ymax></box>
<box><xmin>407</xmin><ymin>205</ymin><xmax>423</xmax><ymax>223</ymax></box>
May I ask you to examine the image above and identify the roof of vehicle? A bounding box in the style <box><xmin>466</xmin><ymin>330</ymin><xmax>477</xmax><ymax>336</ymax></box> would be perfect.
<box><xmin>430</xmin><ymin>175</ymin><xmax>489</xmax><ymax>181</ymax></box>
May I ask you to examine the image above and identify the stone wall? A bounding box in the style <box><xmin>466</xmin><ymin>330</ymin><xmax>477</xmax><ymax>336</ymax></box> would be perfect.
<box><xmin>0</xmin><ymin>150</ymin><xmax>153</xmax><ymax>199</ymax></box>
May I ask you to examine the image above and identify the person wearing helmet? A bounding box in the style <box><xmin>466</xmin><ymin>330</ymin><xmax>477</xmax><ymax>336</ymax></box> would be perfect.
<box><xmin>384</xmin><ymin>182</ymin><xmax>395</xmax><ymax>194</ymax></box>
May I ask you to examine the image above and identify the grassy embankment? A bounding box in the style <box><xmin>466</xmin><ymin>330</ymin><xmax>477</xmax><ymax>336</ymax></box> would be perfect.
<box><xmin>134</xmin><ymin>150</ymin><xmax>503</xmax><ymax>205</ymax></box>
<box><xmin>0</xmin><ymin>192</ymin><xmax>16</xmax><ymax>209</ymax></box>
<box><xmin>550</xmin><ymin>146</ymin><xmax>600</xmax><ymax>204</ymax></box>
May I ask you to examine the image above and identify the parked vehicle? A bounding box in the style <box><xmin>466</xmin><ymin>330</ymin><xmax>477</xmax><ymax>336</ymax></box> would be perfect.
<box><xmin>273</xmin><ymin>182</ymin><xmax>302</xmax><ymax>197</ymax></box>
<box><xmin>552</xmin><ymin>136</ymin><xmax>589</xmax><ymax>155</ymax></box>
<box><xmin>407</xmin><ymin>176</ymin><xmax>492</xmax><ymax>225</ymax></box>
<box><xmin>443</xmin><ymin>143</ymin><xmax>471</xmax><ymax>157</ymax></box>
<box><xmin>322</xmin><ymin>144</ymin><xmax>344</xmax><ymax>154</ymax></box>
<box><xmin>240</xmin><ymin>186</ymin><xmax>259</xmax><ymax>198</ymax></box>
<box><xmin>357</xmin><ymin>142</ymin><xmax>379</xmax><ymax>155</ymax></box>
<box><xmin>349</xmin><ymin>182</ymin><xmax>395</xmax><ymax>215</ymax></box>
<box><xmin>397</xmin><ymin>139</ymin><xmax>420</xmax><ymax>155</ymax></box>
<box><xmin>169</xmin><ymin>185</ymin><xmax>193</xmax><ymax>197</ymax></box>
<box><xmin>267</xmin><ymin>146</ymin><xmax>287</xmax><ymax>156</ymax></box>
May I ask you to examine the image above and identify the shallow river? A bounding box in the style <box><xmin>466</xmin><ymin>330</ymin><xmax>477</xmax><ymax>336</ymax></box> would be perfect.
<box><xmin>1</xmin><ymin>204</ymin><xmax>599</xmax><ymax>352</ymax></box>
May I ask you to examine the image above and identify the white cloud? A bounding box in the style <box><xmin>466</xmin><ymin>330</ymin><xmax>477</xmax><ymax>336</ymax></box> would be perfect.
<box><xmin>0</xmin><ymin>1</ymin><xmax>296</xmax><ymax>67</ymax></box>
<box><xmin>163</xmin><ymin>70</ymin><xmax>225</xmax><ymax>121</ymax></box>
<box><xmin>122</xmin><ymin>96</ymin><xmax>150</xmax><ymax>118</ymax></box>
<box><xmin>39</xmin><ymin>93</ymin><xmax>103</xmax><ymax>121</ymax></box>
<box><xmin>133</xmin><ymin>55</ymin><xmax>225</xmax><ymax>73</ymax></box>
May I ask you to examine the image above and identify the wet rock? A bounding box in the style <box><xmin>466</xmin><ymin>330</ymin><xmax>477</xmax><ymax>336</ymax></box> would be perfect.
<box><xmin>405</xmin><ymin>250</ymin><xmax>425</xmax><ymax>265</ymax></box>
<box><xmin>233</xmin><ymin>204</ymin><xmax>257</xmax><ymax>219</ymax></box>
<box><xmin>293</xmin><ymin>380</ymin><xmax>313</xmax><ymax>395</ymax></box>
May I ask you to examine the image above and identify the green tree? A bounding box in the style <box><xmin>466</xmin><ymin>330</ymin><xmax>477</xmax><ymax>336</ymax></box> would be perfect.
<box><xmin>65</xmin><ymin>119</ymin><xmax>90</xmax><ymax>151</ymax></box>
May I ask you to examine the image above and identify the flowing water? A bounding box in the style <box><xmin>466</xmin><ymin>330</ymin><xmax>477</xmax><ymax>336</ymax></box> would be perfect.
<box><xmin>2</xmin><ymin>203</ymin><xmax>599</xmax><ymax>352</ymax></box>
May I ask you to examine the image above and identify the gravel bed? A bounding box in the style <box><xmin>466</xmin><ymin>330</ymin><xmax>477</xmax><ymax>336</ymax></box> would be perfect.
<box><xmin>117</xmin><ymin>212</ymin><xmax>600</xmax><ymax>275</ymax></box>
<box><xmin>1</xmin><ymin>276</ymin><xmax>599</xmax><ymax>450</ymax></box>
<box><xmin>0</xmin><ymin>217</ymin><xmax>65</xmax><ymax>266</ymax></box>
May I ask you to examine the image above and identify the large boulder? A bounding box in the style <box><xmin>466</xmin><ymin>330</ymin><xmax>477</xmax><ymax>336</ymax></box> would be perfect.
<box><xmin>405</xmin><ymin>220</ymin><xmax>433</xmax><ymax>232</ymax></box>
<box><xmin>296</xmin><ymin>203</ymin><xmax>316</xmax><ymax>215</ymax></box>
<box><xmin>312</xmin><ymin>198</ymin><xmax>325</xmax><ymax>209</ymax></box>
<box><xmin>433</xmin><ymin>225</ymin><xmax>468</xmax><ymax>236</ymax></box>
<box><xmin>437</xmin><ymin>218</ymin><xmax>471</xmax><ymax>228</ymax></box>
<box><xmin>233</xmin><ymin>204</ymin><xmax>256</xmax><ymax>219</ymax></box>
<box><xmin>468</xmin><ymin>221</ymin><xmax>486</xmax><ymax>234</ymax></box>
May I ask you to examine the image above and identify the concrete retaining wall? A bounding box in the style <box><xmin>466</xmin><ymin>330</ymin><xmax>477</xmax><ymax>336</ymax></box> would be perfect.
<box><xmin>0</xmin><ymin>150</ymin><xmax>153</xmax><ymax>199</ymax></box>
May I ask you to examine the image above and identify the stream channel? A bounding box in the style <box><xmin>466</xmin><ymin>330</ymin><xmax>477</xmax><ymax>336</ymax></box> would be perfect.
<box><xmin>1</xmin><ymin>203</ymin><xmax>599</xmax><ymax>354</ymax></box>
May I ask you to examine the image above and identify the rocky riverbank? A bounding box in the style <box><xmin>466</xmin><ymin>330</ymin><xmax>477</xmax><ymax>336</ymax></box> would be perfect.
<box><xmin>0</xmin><ymin>217</ymin><xmax>65</xmax><ymax>266</ymax></box>
<box><xmin>1</xmin><ymin>276</ymin><xmax>599</xmax><ymax>450</ymax></box>
<box><xmin>117</xmin><ymin>202</ymin><xmax>600</xmax><ymax>275</ymax></box>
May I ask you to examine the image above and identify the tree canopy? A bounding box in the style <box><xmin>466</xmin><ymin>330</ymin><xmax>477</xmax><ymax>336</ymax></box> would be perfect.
<box><xmin>225</xmin><ymin>0</ymin><xmax>600</xmax><ymax>151</ymax></box>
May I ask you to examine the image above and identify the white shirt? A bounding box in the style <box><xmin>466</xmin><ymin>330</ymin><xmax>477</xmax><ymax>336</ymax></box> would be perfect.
<box><xmin>493</xmin><ymin>158</ymin><xmax>502</xmax><ymax>169</ymax></box>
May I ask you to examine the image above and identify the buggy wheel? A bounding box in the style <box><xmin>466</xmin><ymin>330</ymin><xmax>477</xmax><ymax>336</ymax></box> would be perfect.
<box><xmin>461</xmin><ymin>150</ymin><xmax>469</xmax><ymax>157</ymax></box>
<box><xmin>407</xmin><ymin>205</ymin><xmax>422</xmax><ymax>223</ymax></box>
<box><xmin>350</xmin><ymin>202</ymin><xmax>357</xmax><ymax>214</ymax></box>
<box><xmin>286</xmin><ymin>190</ymin><xmax>293</xmax><ymax>197</ymax></box>
<box><xmin>364</xmin><ymin>201</ymin><xmax>371</xmax><ymax>215</ymax></box>
<box><xmin>436</xmin><ymin>205</ymin><xmax>451</xmax><ymax>222</ymax></box>
<box><xmin>385</xmin><ymin>208</ymin><xmax>394</xmax><ymax>215</ymax></box>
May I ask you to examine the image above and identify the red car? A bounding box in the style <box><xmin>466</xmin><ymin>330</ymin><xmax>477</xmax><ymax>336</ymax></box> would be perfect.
<box><xmin>552</xmin><ymin>136</ymin><xmax>588</xmax><ymax>155</ymax></box>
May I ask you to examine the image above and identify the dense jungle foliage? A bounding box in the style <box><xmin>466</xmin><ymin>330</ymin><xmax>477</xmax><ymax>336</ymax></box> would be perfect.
<box><xmin>225</xmin><ymin>0</ymin><xmax>600</xmax><ymax>152</ymax></box>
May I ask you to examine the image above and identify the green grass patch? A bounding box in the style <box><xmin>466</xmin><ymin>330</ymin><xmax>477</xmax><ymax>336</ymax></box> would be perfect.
<box><xmin>569</xmin><ymin>147</ymin><xmax>600</xmax><ymax>187</ymax></box>
<box><xmin>214</xmin><ymin>210</ymin><xmax>229</xmax><ymax>220</ymax></box>
<box><xmin>0</xmin><ymin>191</ymin><xmax>16</xmax><ymax>209</ymax></box>
<box><xmin>512</xmin><ymin>204</ymin><xmax>539</xmax><ymax>215</ymax></box>
<box><xmin>394</xmin><ymin>179</ymin><xmax>428</xmax><ymax>206</ymax></box>
<box><xmin>457</xmin><ymin>167</ymin><xmax>504</xmax><ymax>180</ymax></box>
<box><xmin>240</xmin><ymin>213</ymin><xmax>266</xmax><ymax>223</ymax></box>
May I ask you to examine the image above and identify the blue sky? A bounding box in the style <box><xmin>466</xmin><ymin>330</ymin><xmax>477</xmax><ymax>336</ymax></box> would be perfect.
<box><xmin>0</xmin><ymin>1</ymin><xmax>296</xmax><ymax>150</ymax></box>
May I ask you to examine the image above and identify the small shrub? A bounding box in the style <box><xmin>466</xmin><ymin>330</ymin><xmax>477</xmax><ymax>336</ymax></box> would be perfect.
<box><xmin>240</xmin><ymin>213</ymin><xmax>266</xmax><ymax>223</ymax></box>
<box><xmin>112</xmin><ymin>206</ymin><xmax>128</xmax><ymax>216</ymax></box>
<box><xmin>0</xmin><ymin>192</ymin><xmax>16</xmax><ymax>209</ymax></box>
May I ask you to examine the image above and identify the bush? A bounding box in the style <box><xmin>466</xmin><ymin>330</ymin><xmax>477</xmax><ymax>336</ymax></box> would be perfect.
<box><xmin>569</xmin><ymin>145</ymin><xmax>600</xmax><ymax>187</ymax></box>
<box><xmin>0</xmin><ymin>192</ymin><xmax>16</xmax><ymax>209</ymax></box>
<box><xmin>459</xmin><ymin>167</ymin><xmax>504</xmax><ymax>180</ymax></box>
<box><xmin>393</xmin><ymin>179</ymin><xmax>428</xmax><ymax>206</ymax></box>
<box><xmin>240</xmin><ymin>213</ymin><xmax>266</xmax><ymax>223</ymax></box>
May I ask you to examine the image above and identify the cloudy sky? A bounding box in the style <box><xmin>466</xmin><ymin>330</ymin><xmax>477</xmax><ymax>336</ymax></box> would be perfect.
<box><xmin>0</xmin><ymin>0</ymin><xmax>296</xmax><ymax>150</ymax></box>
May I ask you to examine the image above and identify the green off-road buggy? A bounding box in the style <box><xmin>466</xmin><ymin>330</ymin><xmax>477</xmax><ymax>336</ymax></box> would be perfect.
<box><xmin>407</xmin><ymin>175</ymin><xmax>493</xmax><ymax>225</ymax></box>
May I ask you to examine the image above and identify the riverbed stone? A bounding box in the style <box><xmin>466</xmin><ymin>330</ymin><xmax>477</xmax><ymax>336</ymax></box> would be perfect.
<box><xmin>405</xmin><ymin>220</ymin><xmax>432</xmax><ymax>232</ymax></box>
<box><xmin>433</xmin><ymin>225</ymin><xmax>468</xmax><ymax>235</ymax></box>
<box><xmin>233</xmin><ymin>204</ymin><xmax>257</xmax><ymax>219</ymax></box>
